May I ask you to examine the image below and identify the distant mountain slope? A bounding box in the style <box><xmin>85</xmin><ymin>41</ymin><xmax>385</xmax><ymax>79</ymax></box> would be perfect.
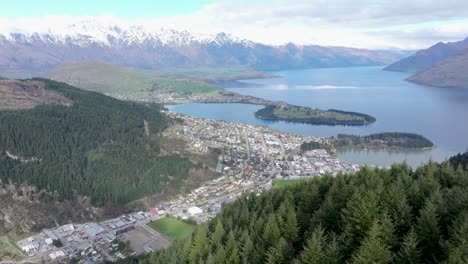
<box><xmin>0</xmin><ymin>20</ymin><xmax>409</xmax><ymax>77</ymax></box>
<box><xmin>384</xmin><ymin>38</ymin><xmax>468</xmax><ymax>73</ymax></box>
<box><xmin>406</xmin><ymin>49</ymin><xmax>468</xmax><ymax>89</ymax></box>
<box><xmin>0</xmin><ymin>78</ymin><xmax>203</xmax><ymax>205</ymax></box>
<box><xmin>46</xmin><ymin>60</ymin><xmax>221</xmax><ymax>98</ymax></box>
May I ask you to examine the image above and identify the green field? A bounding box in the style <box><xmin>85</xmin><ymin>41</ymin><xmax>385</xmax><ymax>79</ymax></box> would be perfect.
<box><xmin>0</xmin><ymin>236</ymin><xmax>25</xmax><ymax>261</ymax></box>
<box><xmin>46</xmin><ymin>61</ymin><xmax>222</xmax><ymax>99</ymax></box>
<box><xmin>273</xmin><ymin>179</ymin><xmax>309</xmax><ymax>188</ymax></box>
<box><xmin>147</xmin><ymin>217</ymin><xmax>196</xmax><ymax>240</ymax></box>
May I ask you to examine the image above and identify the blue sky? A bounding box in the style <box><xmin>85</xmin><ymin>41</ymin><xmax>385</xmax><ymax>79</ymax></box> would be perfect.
<box><xmin>0</xmin><ymin>0</ymin><xmax>215</xmax><ymax>18</ymax></box>
<box><xmin>0</xmin><ymin>0</ymin><xmax>467</xmax><ymax>49</ymax></box>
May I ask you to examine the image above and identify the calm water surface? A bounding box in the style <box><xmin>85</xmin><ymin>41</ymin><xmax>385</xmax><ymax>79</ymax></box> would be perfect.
<box><xmin>167</xmin><ymin>66</ymin><xmax>468</xmax><ymax>167</ymax></box>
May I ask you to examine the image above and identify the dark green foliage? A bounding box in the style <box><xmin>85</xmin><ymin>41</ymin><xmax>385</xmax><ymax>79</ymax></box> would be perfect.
<box><xmin>449</xmin><ymin>151</ymin><xmax>468</xmax><ymax>170</ymax></box>
<box><xmin>336</xmin><ymin>132</ymin><xmax>434</xmax><ymax>149</ymax></box>
<box><xmin>0</xmin><ymin>79</ymin><xmax>196</xmax><ymax>205</ymax></box>
<box><xmin>114</xmin><ymin>157</ymin><xmax>468</xmax><ymax>264</ymax></box>
<box><xmin>300</xmin><ymin>141</ymin><xmax>330</xmax><ymax>151</ymax></box>
<box><xmin>254</xmin><ymin>105</ymin><xmax>376</xmax><ymax>126</ymax></box>
<box><xmin>52</xmin><ymin>239</ymin><xmax>63</xmax><ymax>248</ymax></box>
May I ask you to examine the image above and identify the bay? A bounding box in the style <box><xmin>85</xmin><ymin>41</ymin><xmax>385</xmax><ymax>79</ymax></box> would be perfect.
<box><xmin>167</xmin><ymin>66</ymin><xmax>468</xmax><ymax>167</ymax></box>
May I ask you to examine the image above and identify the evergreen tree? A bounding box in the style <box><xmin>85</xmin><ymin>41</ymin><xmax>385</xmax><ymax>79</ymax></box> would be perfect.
<box><xmin>299</xmin><ymin>226</ymin><xmax>325</xmax><ymax>264</ymax></box>
<box><xmin>263</xmin><ymin>213</ymin><xmax>281</xmax><ymax>248</ymax></box>
<box><xmin>283</xmin><ymin>205</ymin><xmax>299</xmax><ymax>244</ymax></box>
<box><xmin>188</xmin><ymin>225</ymin><xmax>209</xmax><ymax>263</ymax></box>
<box><xmin>394</xmin><ymin>229</ymin><xmax>420</xmax><ymax>264</ymax></box>
<box><xmin>416</xmin><ymin>199</ymin><xmax>442</xmax><ymax>263</ymax></box>
<box><xmin>210</xmin><ymin>220</ymin><xmax>225</xmax><ymax>251</ymax></box>
<box><xmin>266</xmin><ymin>237</ymin><xmax>288</xmax><ymax>264</ymax></box>
<box><xmin>215</xmin><ymin>246</ymin><xmax>226</xmax><ymax>264</ymax></box>
<box><xmin>351</xmin><ymin>221</ymin><xmax>393</xmax><ymax>264</ymax></box>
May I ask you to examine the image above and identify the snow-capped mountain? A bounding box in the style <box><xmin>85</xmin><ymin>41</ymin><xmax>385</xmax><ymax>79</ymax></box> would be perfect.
<box><xmin>0</xmin><ymin>19</ymin><xmax>409</xmax><ymax>77</ymax></box>
<box><xmin>1</xmin><ymin>19</ymin><xmax>254</xmax><ymax>48</ymax></box>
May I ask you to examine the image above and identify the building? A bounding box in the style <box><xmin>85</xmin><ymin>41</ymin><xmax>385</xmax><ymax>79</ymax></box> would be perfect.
<box><xmin>188</xmin><ymin>206</ymin><xmax>203</xmax><ymax>216</ymax></box>
<box><xmin>44</xmin><ymin>230</ymin><xmax>58</xmax><ymax>241</ymax></box>
<box><xmin>49</xmin><ymin>250</ymin><xmax>66</xmax><ymax>260</ymax></box>
<box><xmin>45</xmin><ymin>238</ymin><xmax>53</xmax><ymax>246</ymax></box>
<box><xmin>84</xmin><ymin>223</ymin><xmax>105</xmax><ymax>237</ymax></box>
<box><xmin>21</xmin><ymin>242</ymin><xmax>39</xmax><ymax>253</ymax></box>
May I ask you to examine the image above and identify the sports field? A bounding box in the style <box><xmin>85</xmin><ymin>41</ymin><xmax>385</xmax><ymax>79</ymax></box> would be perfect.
<box><xmin>147</xmin><ymin>217</ymin><xmax>196</xmax><ymax>240</ymax></box>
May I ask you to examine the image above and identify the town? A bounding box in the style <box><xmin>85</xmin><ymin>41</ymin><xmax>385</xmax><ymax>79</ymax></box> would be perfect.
<box><xmin>15</xmin><ymin>111</ymin><xmax>360</xmax><ymax>263</ymax></box>
<box><xmin>111</xmin><ymin>90</ymin><xmax>286</xmax><ymax>106</ymax></box>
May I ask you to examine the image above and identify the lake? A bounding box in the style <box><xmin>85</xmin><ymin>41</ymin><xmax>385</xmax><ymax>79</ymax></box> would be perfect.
<box><xmin>167</xmin><ymin>66</ymin><xmax>468</xmax><ymax>167</ymax></box>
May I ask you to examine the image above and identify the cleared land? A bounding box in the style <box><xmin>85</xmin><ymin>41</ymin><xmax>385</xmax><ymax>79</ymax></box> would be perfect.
<box><xmin>0</xmin><ymin>236</ymin><xmax>26</xmax><ymax>261</ymax></box>
<box><xmin>147</xmin><ymin>217</ymin><xmax>195</xmax><ymax>240</ymax></box>
<box><xmin>125</xmin><ymin>226</ymin><xmax>169</xmax><ymax>255</ymax></box>
<box><xmin>255</xmin><ymin>105</ymin><xmax>376</xmax><ymax>126</ymax></box>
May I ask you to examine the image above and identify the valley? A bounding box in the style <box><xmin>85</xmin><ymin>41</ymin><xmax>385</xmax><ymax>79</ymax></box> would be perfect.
<box><xmin>46</xmin><ymin>60</ymin><xmax>282</xmax><ymax>106</ymax></box>
<box><xmin>0</xmin><ymin>4</ymin><xmax>467</xmax><ymax>263</ymax></box>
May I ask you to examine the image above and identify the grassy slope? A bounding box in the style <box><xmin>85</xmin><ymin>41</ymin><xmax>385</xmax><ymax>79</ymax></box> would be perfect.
<box><xmin>0</xmin><ymin>236</ymin><xmax>25</xmax><ymax>260</ymax></box>
<box><xmin>147</xmin><ymin>217</ymin><xmax>196</xmax><ymax>240</ymax></box>
<box><xmin>46</xmin><ymin>61</ymin><xmax>222</xmax><ymax>99</ymax></box>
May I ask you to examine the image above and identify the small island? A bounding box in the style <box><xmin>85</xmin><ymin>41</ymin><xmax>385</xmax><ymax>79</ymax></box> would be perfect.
<box><xmin>301</xmin><ymin>132</ymin><xmax>434</xmax><ymax>151</ymax></box>
<box><xmin>254</xmin><ymin>105</ymin><xmax>376</xmax><ymax>126</ymax></box>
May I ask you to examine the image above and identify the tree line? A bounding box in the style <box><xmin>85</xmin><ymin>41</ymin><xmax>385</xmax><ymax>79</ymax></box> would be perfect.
<box><xmin>335</xmin><ymin>132</ymin><xmax>434</xmax><ymax>149</ymax></box>
<box><xmin>115</xmin><ymin>154</ymin><xmax>468</xmax><ymax>263</ymax></box>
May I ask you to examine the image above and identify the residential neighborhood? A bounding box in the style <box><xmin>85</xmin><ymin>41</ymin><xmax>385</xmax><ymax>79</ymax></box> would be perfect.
<box><xmin>15</xmin><ymin>111</ymin><xmax>360</xmax><ymax>263</ymax></box>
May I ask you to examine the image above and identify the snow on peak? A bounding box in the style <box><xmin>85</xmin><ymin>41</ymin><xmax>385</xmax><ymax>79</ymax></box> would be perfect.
<box><xmin>1</xmin><ymin>19</ymin><xmax>252</xmax><ymax>47</ymax></box>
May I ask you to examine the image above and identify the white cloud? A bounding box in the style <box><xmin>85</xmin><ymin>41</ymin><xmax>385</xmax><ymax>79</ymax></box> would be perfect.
<box><xmin>1</xmin><ymin>0</ymin><xmax>467</xmax><ymax>49</ymax></box>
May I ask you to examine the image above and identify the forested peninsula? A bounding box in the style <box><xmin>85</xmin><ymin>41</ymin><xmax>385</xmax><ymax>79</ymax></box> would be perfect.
<box><xmin>254</xmin><ymin>105</ymin><xmax>376</xmax><ymax>126</ymax></box>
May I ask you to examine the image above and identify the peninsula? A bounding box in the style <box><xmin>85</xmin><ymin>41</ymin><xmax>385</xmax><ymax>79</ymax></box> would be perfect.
<box><xmin>301</xmin><ymin>132</ymin><xmax>434</xmax><ymax>151</ymax></box>
<box><xmin>254</xmin><ymin>104</ymin><xmax>376</xmax><ymax>126</ymax></box>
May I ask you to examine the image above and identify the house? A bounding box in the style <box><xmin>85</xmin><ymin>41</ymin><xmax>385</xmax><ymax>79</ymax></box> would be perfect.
<box><xmin>49</xmin><ymin>250</ymin><xmax>66</xmax><ymax>260</ymax></box>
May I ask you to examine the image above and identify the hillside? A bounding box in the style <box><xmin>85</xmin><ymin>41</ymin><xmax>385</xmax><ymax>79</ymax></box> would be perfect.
<box><xmin>0</xmin><ymin>78</ymin><xmax>206</xmax><ymax>205</ymax></box>
<box><xmin>406</xmin><ymin>49</ymin><xmax>468</xmax><ymax>89</ymax></box>
<box><xmin>384</xmin><ymin>37</ymin><xmax>468</xmax><ymax>73</ymax></box>
<box><xmin>0</xmin><ymin>78</ymin><xmax>72</xmax><ymax>110</ymax></box>
<box><xmin>116</xmin><ymin>158</ymin><xmax>468</xmax><ymax>264</ymax></box>
<box><xmin>46</xmin><ymin>61</ymin><xmax>222</xmax><ymax>99</ymax></box>
<box><xmin>0</xmin><ymin>20</ymin><xmax>409</xmax><ymax>77</ymax></box>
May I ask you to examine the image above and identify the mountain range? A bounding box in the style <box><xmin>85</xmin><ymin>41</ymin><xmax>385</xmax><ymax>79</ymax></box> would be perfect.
<box><xmin>384</xmin><ymin>37</ymin><xmax>468</xmax><ymax>73</ymax></box>
<box><xmin>0</xmin><ymin>20</ymin><xmax>409</xmax><ymax>77</ymax></box>
<box><xmin>385</xmin><ymin>37</ymin><xmax>468</xmax><ymax>89</ymax></box>
<box><xmin>406</xmin><ymin>49</ymin><xmax>468</xmax><ymax>89</ymax></box>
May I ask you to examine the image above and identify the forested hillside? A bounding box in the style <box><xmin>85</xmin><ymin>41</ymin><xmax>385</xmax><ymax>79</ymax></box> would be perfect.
<box><xmin>449</xmin><ymin>151</ymin><xmax>468</xmax><ymax>170</ymax></box>
<box><xmin>0</xmin><ymin>79</ymin><xmax>199</xmax><ymax>205</ymax></box>
<box><xmin>116</xmin><ymin>158</ymin><xmax>468</xmax><ymax>263</ymax></box>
